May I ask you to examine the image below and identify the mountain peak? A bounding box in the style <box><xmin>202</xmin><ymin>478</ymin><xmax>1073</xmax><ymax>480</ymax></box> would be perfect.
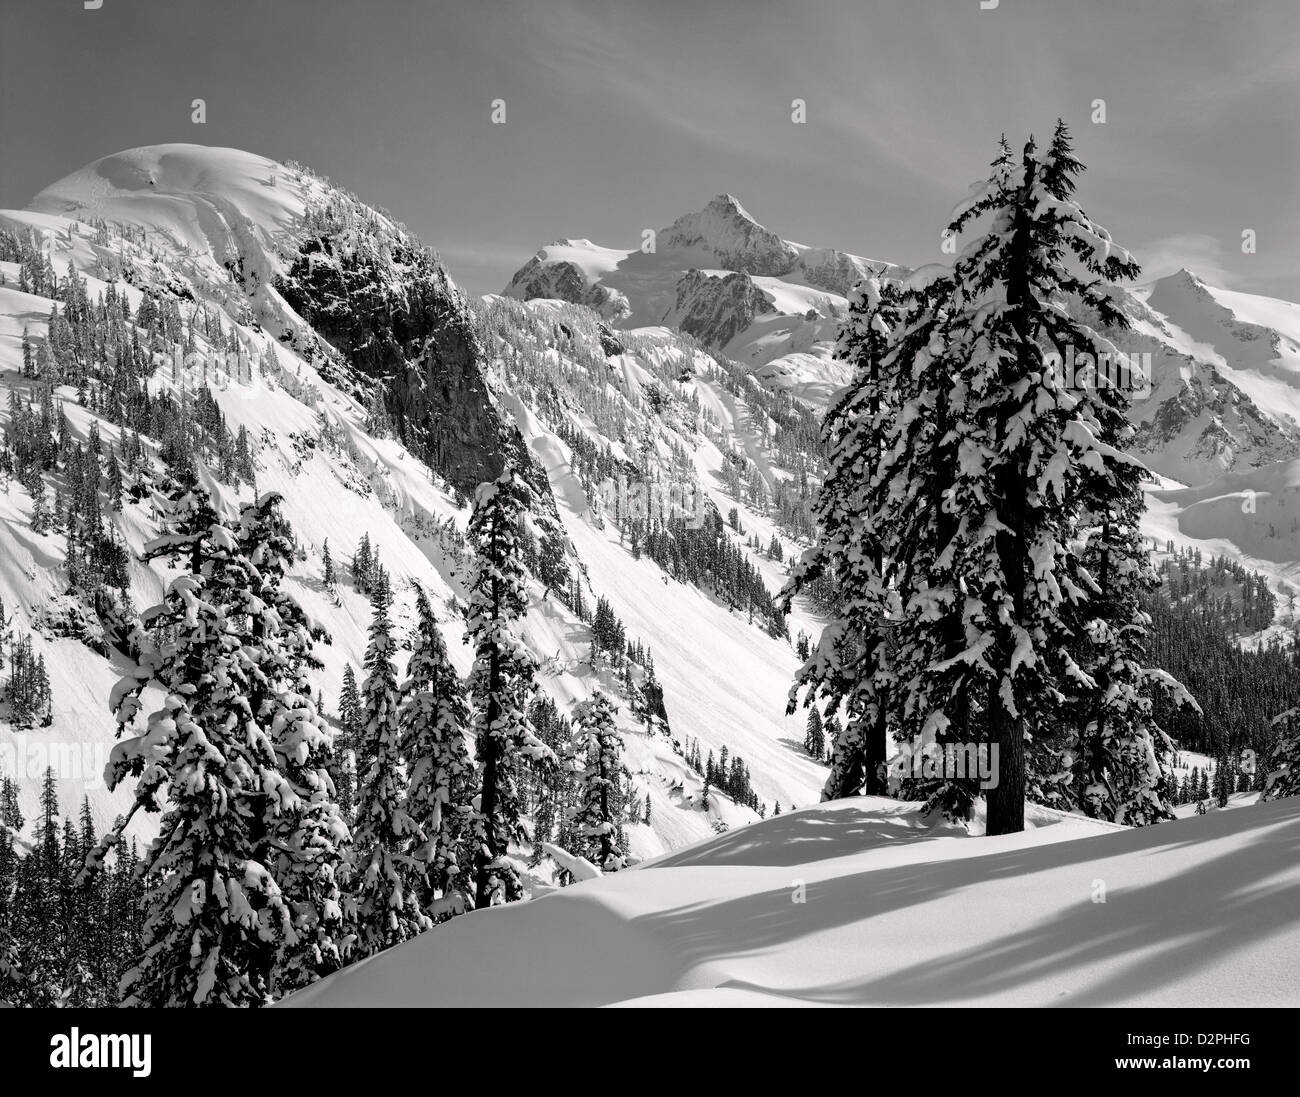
<box><xmin>701</xmin><ymin>193</ymin><xmax>759</xmax><ymax>223</ymax></box>
<box><xmin>661</xmin><ymin>194</ymin><xmax>797</xmax><ymax>276</ymax></box>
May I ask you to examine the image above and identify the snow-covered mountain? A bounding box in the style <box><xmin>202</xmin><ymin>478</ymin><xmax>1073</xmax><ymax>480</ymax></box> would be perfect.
<box><xmin>505</xmin><ymin>195</ymin><xmax>1300</xmax><ymax>590</ymax></box>
<box><xmin>0</xmin><ymin>145</ymin><xmax>830</xmax><ymax>864</ymax></box>
<box><xmin>505</xmin><ymin>194</ymin><xmax>905</xmax><ymax>405</ymax></box>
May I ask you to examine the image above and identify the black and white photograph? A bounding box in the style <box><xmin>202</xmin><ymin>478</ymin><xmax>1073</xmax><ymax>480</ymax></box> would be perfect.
<box><xmin>0</xmin><ymin>0</ymin><xmax>1296</xmax><ymax>1056</ymax></box>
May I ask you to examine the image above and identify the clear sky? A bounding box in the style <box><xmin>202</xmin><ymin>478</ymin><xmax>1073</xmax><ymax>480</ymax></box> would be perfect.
<box><xmin>2</xmin><ymin>0</ymin><xmax>1296</xmax><ymax>299</ymax></box>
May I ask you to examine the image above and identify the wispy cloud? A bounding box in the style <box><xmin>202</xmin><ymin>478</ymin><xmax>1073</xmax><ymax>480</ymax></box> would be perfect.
<box><xmin>1137</xmin><ymin>233</ymin><xmax>1238</xmax><ymax>288</ymax></box>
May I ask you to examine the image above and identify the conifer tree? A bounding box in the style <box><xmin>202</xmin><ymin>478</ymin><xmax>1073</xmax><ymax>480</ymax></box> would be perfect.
<box><xmin>233</xmin><ymin>494</ymin><xmax>350</xmax><ymax>992</ymax></box>
<box><xmin>782</xmin><ymin>277</ymin><xmax>904</xmax><ymax>801</ymax></box>
<box><xmin>569</xmin><ymin>690</ymin><xmax>628</xmax><ymax>872</ymax></box>
<box><xmin>351</xmin><ymin>567</ymin><xmax>428</xmax><ymax>953</ymax></box>
<box><xmin>465</xmin><ymin>470</ymin><xmax>553</xmax><ymax>908</ymax></box>
<box><xmin>401</xmin><ymin>584</ymin><xmax>474</xmax><ymax>914</ymax></box>
<box><xmin>790</xmin><ymin>124</ymin><xmax>1188</xmax><ymax>834</ymax></box>
<box><xmin>94</xmin><ymin>468</ymin><xmax>294</xmax><ymax>1006</ymax></box>
<box><xmin>1266</xmin><ymin>709</ymin><xmax>1300</xmax><ymax>800</ymax></box>
<box><xmin>352</xmin><ymin>534</ymin><xmax>373</xmax><ymax>593</ymax></box>
<box><xmin>1017</xmin><ymin>124</ymin><xmax>1190</xmax><ymax>826</ymax></box>
<box><xmin>333</xmin><ymin>664</ymin><xmax>361</xmax><ymax>819</ymax></box>
<box><xmin>0</xmin><ymin>830</ymin><xmax>21</xmax><ymax>1002</ymax></box>
<box><xmin>804</xmin><ymin>706</ymin><xmax>825</xmax><ymax>759</ymax></box>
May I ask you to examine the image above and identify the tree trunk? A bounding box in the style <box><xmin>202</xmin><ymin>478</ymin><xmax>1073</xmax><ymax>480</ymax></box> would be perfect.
<box><xmin>473</xmin><ymin>571</ymin><xmax>503</xmax><ymax>910</ymax></box>
<box><xmin>987</xmin><ymin>677</ymin><xmax>1026</xmax><ymax>834</ymax></box>
<box><xmin>987</xmin><ymin>156</ymin><xmax>1037</xmax><ymax>836</ymax></box>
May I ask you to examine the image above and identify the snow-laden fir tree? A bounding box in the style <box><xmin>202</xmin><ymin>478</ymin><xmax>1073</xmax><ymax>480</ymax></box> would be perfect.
<box><xmin>568</xmin><ymin>690</ymin><xmax>628</xmax><ymax>872</ymax></box>
<box><xmin>883</xmin><ymin>130</ymin><xmax>1107</xmax><ymax>833</ymax></box>
<box><xmin>321</xmin><ymin>538</ymin><xmax>336</xmax><ymax>587</ymax></box>
<box><xmin>789</xmin><ymin>124</ymin><xmax>1187</xmax><ymax>835</ymax></box>
<box><xmin>233</xmin><ymin>494</ymin><xmax>351</xmax><ymax>991</ymax></box>
<box><xmin>940</xmin><ymin>123</ymin><xmax>1188</xmax><ymax>830</ymax></box>
<box><xmin>0</xmin><ymin>829</ymin><xmax>21</xmax><ymax>1004</ymax></box>
<box><xmin>351</xmin><ymin>567</ymin><xmax>429</xmax><ymax>954</ymax></box>
<box><xmin>889</xmin><ymin>128</ymin><xmax>1154</xmax><ymax>831</ymax></box>
<box><xmin>401</xmin><ymin>583</ymin><xmax>474</xmax><ymax>916</ymax></box>
<box><xmin>781</xmin><ymin>277</ymin><xmax>915</xmax><ymax>802</ymax></box>
<box><xmin>334</xmin><ymin>663</ymin><xmax>361</xmax><ymax>819</ymax></box>
<box><xmin>95</xmin><ymin>467</ymin><xmax>294</xmax><ymax>1005</ymax></box>
<box><xmin>465</xmin><ymin>470</ymin><xmax>553</xmax><ymax>908</ymax></box>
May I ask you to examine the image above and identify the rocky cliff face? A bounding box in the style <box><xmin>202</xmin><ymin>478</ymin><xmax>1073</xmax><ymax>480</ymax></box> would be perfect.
<box><xmin>792</xmin><ymin>247</ymin><xmax>891</xmax><ymax>297</ymax></box>
<box><xmin>274</xmin><ymin>206</ymin><xmax>542</xmax><ymax>500</ymax></box>
<box><xmin>504</xmin><ymin>254</ymin><xmax>632</xmax><ymax>321</ymax></box>
<box><xmin>669</xmin><ymin>268</ymin><xmax>776</xmax><ymax>348</ymax></box>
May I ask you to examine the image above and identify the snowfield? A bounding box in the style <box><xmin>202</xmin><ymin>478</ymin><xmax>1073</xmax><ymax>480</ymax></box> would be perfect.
<box><xmin>284</xmin><ymin>796</ymin><xmax>1300</xmax><ymax>1008</ymax></box>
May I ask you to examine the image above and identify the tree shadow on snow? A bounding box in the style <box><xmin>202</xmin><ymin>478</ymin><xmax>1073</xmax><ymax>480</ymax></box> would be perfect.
<box><xmin>636</xmin><ymin>798</ymin><xmax>1300</xmax><ymax>1005</ymax></box>
<box><xmin>647</xmin><ymin>800</ymin><xmax>966</xmax><ymax>869</ymax></box>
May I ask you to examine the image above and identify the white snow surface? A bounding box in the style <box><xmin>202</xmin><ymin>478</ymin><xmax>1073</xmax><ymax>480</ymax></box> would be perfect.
<box><xmin>284</xmin><ymin>795</ymin><xmax>1300</xmax><ymax>1008</ymax></box>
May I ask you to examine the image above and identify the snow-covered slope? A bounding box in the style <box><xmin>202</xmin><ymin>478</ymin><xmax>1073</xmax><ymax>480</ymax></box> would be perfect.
<box><xmin>0</xmin><ymin>145</ymin><xmax>828</xmax><ymax>867</ymax></box>
<box><xmin>284</xmin><ymin>795</ymin><xmax>1300</xmax><ymax>1007</ymax></box>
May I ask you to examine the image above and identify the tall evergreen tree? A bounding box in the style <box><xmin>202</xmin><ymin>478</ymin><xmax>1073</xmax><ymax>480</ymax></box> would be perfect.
<box><xmin>401</xmin><ymin>584</ymin><xmax>474</xmax><ymax>914</ymax></box>
<box><xmin>94</xmin><ymin>469</ymin><xmax>294</xmax><ymax>1006</ymax></box>
<box><xmin>782</xmin><ymin>278</ymin><xmax>905</xmax><ymax>800</ymax></box>
<box><xmin>233</xmin><ymin>494</ymin><xmax>350</xmax><ymax>992</ymax></box>
<box><xmin>333</xmin><ymin>664</ymin><xmax>361</xmax><ymax>819</ymax></box>
<box><xmin>351</xmin><ymin>568</ymin><xmax>428</xmax><ymax>954</ymax></box>
<box><xmin>1011</xmin><ymin>124</ymin><xmax>1191</xmax><ymax>826</ymax></box>
<box><xmin>792</xmin><ymin>125</ymin><xmax>1186</xmax><ymax>834</ymax></box>
<box><xmin>465</xmin><ymin>470</ymin><xmax>553</xmax><ymax>908</ymax></box>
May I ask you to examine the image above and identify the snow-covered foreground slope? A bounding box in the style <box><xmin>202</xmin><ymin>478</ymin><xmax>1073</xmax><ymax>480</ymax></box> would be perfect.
<box><xmin>284</xmin><ymin>797</ymin><xmax>1300</xmax><ymax>1008</ymax></box>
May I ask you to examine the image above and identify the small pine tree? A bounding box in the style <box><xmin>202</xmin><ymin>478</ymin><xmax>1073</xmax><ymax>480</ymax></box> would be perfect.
<box><xmin>351</xmin><ymin>569</ymin><xmax>428</xmax><ymax>955</ymax></box>
<box><xmin>804</xmin><ymin>707</ymin><xmax>825</xmax><ymax>759</ymax></box>
<box><xmin>401</xmin><ymin>584</ymin><xmax>474</xmax><ymax>915</ymax></box>
<box><xmin>322</xmin><ymin>539</ymin><xmax>336</xmax><ymax>587</ymax></box>
<box><xmin>333</xmin><ymin>665</ymin><xmax>361</xmax><ymax>819</ymax></box>
<box><xmin>352</xmin><ymin>534</ymin><xmax>373</xmax><ymax>593</ymax></box>
<box><xmin>569</xmin><ymin>691</ymin><xmax>628</xmax><ymax>872</ymax></box>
